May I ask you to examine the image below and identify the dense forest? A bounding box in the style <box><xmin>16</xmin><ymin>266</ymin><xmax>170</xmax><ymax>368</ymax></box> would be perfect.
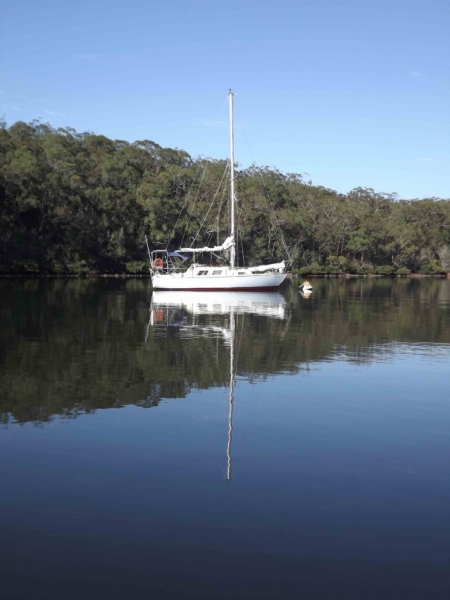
<box><xmin>1</xmin><ymin>119</ymin><xmax>449</xmax><ymax>276</ymax></box>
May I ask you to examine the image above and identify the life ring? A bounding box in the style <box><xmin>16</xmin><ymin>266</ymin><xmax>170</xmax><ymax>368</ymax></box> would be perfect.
<box><xmin>153</xmin><ymin>258</ymin><xmax>163</xmax><ymax>269</ymax></box>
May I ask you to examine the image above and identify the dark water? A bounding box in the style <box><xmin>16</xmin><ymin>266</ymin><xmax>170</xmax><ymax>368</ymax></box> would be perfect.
<box><xmin>1</xmin><ymin>278</ymin><xmax>450</xmax><ymax>599</ymax></box>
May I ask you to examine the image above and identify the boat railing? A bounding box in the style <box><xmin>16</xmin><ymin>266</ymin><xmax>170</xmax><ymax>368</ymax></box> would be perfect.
<box><xmin>150</xmin><ymin>250</ymin><xmax>190</xmax><ymax>274</ymax></box>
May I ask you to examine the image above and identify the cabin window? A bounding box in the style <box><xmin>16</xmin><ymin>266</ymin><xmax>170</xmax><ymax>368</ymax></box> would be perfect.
<box><xmin>212</xmin><ymin>270</ymin><xmax>222</xmax><ymax>275</ymax></box>
<box><xmin>197</xmin><ymin>270</ymin><xmax>209</xmax><ymax>276</ymax></box>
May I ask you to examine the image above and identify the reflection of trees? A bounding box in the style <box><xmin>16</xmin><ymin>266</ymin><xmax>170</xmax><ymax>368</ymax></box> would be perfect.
<box><xmin>0</xmin><ymin>278</ymin><xmax>449</xmax><ymax>425</ymax></box>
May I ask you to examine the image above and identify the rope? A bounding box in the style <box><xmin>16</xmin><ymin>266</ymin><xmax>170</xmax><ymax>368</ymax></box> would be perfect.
<box><xmin>165</xmin><ymin>161</ymin><xmax>204</xmax><ymax>250</ymax></box>
<box><xmin>165</xmin><ymin>93</ymin><xmax>229</xmax><ymax>251</ymax></box>
<box><xmin>179</xmin><ymin>161</ymin><xmax>208</xmax><ymax>248</ymax></box>
<box><xmin>215</xmin><ymin>177</ymin><xmax>229</xmax><ymax>246</ymax></box>
<box><xmin>235</xmin><ymin>104</ymin><xmax>292</xmax><ymax>264</ymax></box>
<box><xmin>189</xmin><ymin>163</ymin><xmax>229</xmax><ymax>248</ymax></box>
<box><xmin>235</xmin><ymin>194</ymin><xmax>246</xmax><ymax>267</ymax></box>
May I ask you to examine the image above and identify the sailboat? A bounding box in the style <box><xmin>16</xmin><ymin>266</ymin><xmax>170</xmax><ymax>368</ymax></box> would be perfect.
<box><xmin>149</xmin><ymin>90</ymin><xmax>288</xmax><ymax>291</ymax></box>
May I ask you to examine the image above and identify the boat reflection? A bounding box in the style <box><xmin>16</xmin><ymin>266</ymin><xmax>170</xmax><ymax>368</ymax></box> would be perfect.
<box><xmin>148</xmin><ymin>290</ymin><xmax>289</xmax><ymax>480</ymax></box>
<box><xmin>150</xmin><ymin>290</ymin><xmax>286</xmax><ymax>320</ymax></box>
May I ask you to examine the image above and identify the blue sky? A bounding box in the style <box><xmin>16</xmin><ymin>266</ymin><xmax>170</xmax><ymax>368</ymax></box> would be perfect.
<box><xmin>1</xmin><ymin>0</ymin><xmax>449</xmax><ymax>199</ymax></box>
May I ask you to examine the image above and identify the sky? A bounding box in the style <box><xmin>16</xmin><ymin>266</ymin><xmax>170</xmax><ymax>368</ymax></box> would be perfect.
<box><xmin>1</xmin><ymin>0</ymin><xmax>449</xmax><ymax>199</ymax></box>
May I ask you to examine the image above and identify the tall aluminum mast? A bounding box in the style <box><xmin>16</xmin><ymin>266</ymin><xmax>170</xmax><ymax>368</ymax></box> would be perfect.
<box><xmin>229</xmin><ymin>89</ymin><xmax>236</xmax><ymax>269</ymax></box>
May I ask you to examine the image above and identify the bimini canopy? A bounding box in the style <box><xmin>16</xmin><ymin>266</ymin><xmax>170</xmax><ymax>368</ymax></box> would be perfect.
<box><xmin>178</xmin><ymin>235</ymin><xmax>234</xmax><ymax>254</ymax></box>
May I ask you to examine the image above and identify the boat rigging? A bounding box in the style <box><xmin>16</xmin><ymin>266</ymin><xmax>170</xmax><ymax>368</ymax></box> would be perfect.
<box><xmin>147</xmin><ymin>90</ymin><xmax>288</xmax><ymax>291</ymax></box>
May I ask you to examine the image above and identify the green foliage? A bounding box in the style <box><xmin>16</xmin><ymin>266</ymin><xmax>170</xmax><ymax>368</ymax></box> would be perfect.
<box><xmin>327</xmin><ymin>255</ymin><xmax>349</xmax><ymax>273</ymax></box>
<box><xmin>125</xmin><ymin>261</ymin><xmax>148</xmax><ymax>274</ymax></box>
<box><xmin>395</xmin><ymin>267</ymin><xmax>411</xmax><ymax>276</ymax></box>
<box><xmin>11</xmin><ymin>259</ymin><xmax>40</xmax><ymax>274</ymax></box>
<box><xmin>295</xmin><ymin>263</ymin><xmax>328</xmax><ymax>275</ymax></box>
<box><xmin>65</xmin><ymin>258</ymin><xmax>96</xmax><ymax>275</ymax></box>
<box><xmin>419</xmin><ymin>260</ymin><xmax>443</xmax><ymax>275</ymax></box>
<box><xmin>375</xmin><ymin>265</ymin><xmax>396</xmax><ymax>276</ymax></box>
<box><xmin>1</xmin><ymin>120</ymin><xmax>449</xmax><ymax>275</ymax></box>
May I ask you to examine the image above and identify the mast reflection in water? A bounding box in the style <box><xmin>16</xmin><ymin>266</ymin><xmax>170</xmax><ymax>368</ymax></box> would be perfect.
<box><xmin>148</xmin><ymin>290</ymin><xmax>288</xmax><ymax>481</ymax></box>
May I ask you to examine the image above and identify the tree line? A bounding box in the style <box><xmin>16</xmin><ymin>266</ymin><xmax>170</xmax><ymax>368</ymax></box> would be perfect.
<box><xmin>1</xmin><ymin>119</ymin><xmax>449</xmax><ymax>275</ymax></box>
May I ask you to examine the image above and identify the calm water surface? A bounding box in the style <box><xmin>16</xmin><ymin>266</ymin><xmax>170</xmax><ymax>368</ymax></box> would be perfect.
<box><xmin>1</xmin><ymin>278</ymin><xmax>450</xmax><ymax>599</ymax></box>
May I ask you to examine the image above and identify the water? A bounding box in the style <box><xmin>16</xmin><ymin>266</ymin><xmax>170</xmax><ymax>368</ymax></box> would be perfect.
<box><xmin>1</xmin><ymin>278</ymin><xmax>450</xmax><ymax>599</ymax></box>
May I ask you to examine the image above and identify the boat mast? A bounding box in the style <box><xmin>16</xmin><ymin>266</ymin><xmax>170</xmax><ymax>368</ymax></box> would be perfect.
<box><xmin>229</xmin><ymin>89</ymin><xmax>236</xmax><ymax>270</ymax></box>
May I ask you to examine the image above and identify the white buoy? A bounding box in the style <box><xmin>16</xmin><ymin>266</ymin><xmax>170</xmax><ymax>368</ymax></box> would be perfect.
<box><xmin>299</xmin><ymin>280</ymin><xmax>313</xmax><ymax>291</ymax></box>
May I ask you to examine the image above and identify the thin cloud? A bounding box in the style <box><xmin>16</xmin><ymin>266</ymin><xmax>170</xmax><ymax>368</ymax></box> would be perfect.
<box><xmin>0</xmin><ymin>99</ymin><xmax>19</xmax><ymax>111</ymax></box>
<box><xmin>45</xmin><ymin>110</ymin><xmax>66</xmax><ymax>117</ymax></box>
<box><xmin>409</xmin><ymin>71</ymin><xmax>422</xmax><ymax>77</ymax></box>
<box><xmin>409</xmin><ymin>157</ymin><xmax>450</xmax><ymax>169</ymax></box>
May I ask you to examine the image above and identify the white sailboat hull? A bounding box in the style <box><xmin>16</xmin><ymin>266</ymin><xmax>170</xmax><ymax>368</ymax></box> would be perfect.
<box><xmin>151</xmin><ymin>270</ymin><xmax>286</xmax><ymax>291</ymax></box>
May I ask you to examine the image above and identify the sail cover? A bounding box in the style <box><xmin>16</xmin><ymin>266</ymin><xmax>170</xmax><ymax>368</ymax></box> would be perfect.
<box><xmin>178</xmin><ymin>235</ymin><xmax>234</xmax><ymax>253</ymax></box>
<box><xmin>250</xmin><ymin>261</ymin><xmax>285</xmax><ymax>273</ymax></box>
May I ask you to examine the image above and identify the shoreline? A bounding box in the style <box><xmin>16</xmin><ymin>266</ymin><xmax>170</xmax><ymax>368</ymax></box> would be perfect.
<box><xmin>0</xmin><ymin>273</ymin><xmax>151</xmax><ymax>279</ymax></box>
<box><xmin>1</xmin><ymin>273</ymin><xmax>449</xmax><ymax>280</ymax></box>
<box><xmin>289</xmin><ymin>272</ymin><xmax>450</xmax><ymax>279</ymax></box>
